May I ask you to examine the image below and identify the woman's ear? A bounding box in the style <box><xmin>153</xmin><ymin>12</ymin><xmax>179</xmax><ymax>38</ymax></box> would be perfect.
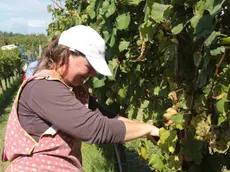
<box><xmin>63</xmin><ymin>49</ymin><xmax>70</xmax><ymax>65</ymax></box>
<box><xmin>58</xmin><ymin>49</ymin><xmax>70</xmax><ymax>67</ymax></box>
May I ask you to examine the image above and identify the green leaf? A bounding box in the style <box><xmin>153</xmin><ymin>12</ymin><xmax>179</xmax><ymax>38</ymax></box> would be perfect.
<box><xmin>217</xmin><ymin>115</ymin><xmax>227</xmax><ymax>126</ymax></box>
<box><xmin>149</xmin><ymin>153</ymin><xmax>164</xmax><ymax>171</ymax></box>
<box><xmin>183</xmin><ymin>132</ymin><xmax>203</xmax><ymax>165</ymax></box>
<box><xmin>198</xmin><ymin>70</ymin><xmax>208</xmax><ymax>88</ymax></box>
<box><xmin>119</xmin><ymin>40</ymin><xmax>130</xmax><ymax>52</ymax></box>
<box><xmin>47</xmin><ymin>5</ymin><xmax>52</xmax><ymax>13</ymax></box>
<box><xmin>86</xmin><ymin>0</ymin><xmax>96</xmax><ymax>19</ymax></box>
<box><xmin>109</xmin><ymin>35</ymin><xmax>116</xmax><ymax>47</ymax></box>
<box><xmin>169</xmin><ymin>146</ymin><xmax>175</xmax><ymax>153</ymax></box>
<box><xmin>153</xmin><ymin>86</ymin><xmax>161</xmax><ymax>96</ymax></box>
<box><xmin>195</xmin><ymin>0</ymin><xmax>225</xmax><ymax>16</ymax></box>
<box><xmin>210</xmin><ymin>46</ymin><xmax>225</xmax><ymax>56</ymax></box>
<box><xmin>192</xmin><ymin>14</ymin><xmax>212</xmax><ymax>38</ymax></box>
<box><xmin>109</xmin><ymin>28</ymin><xmax>117</xmax><ymax>47</ymax></box>
<box><xmin>204</xmin><ymin>31</ymin><xmax>221</xmax><ymax>47</ymax></box>
<box><xmin>100</xmin><ymin>0</ymin><xmax>109</xmax><ymax>15</ymax></box>
<box><xmin>103</xmin><ymin>31</ymin><xmax>110</xmax><ymax>43</ymax></box>
<box><xmin>193</xmin><ymin>51</ymin><xmax>202</xmax><ymax>67</ymax></box>
<box><xmin>195</xmin><ymin>1</ymin><xmax>206</xmax><ymax>16</ymax></box>
<box><xmin>140</xmin><ymin>20</ymin><xmax>155</xmax><ymax>42</ymax></box>
<box><xmin>220</xmin><ymin>37</ymin><xmax>230</xmax><ymax>45</ymax></box>
<box><xmin>139</xmin><ymin>78</ymin><xmax>145</xmax><ymax>87</ymax></box>
<box><xmin>158</xmin><ymin>128</ymin><xmax>178</xmax><ymax>153</ymax></box>
<box><xmin>75</xmin><ymin>16</ymin><xmax>82</xmax><ymax>25</ymax></box>
<box><xmin>151</xmin><ymin>3</ymin><xmax>171</xmax><ymax>22</ymax></box>
<box><xmin>216</xmin><ymin>97</ymin><xmax>227</xmax><ymax>113</ymax></box>
<box><xmin>118</xmin><ymin>87</ymin><xmax>127</xmax><ymax>99</ymax></box>
<box><xmin>171</xmin><ymin>23</ymin><xmax>184</xmax><ymax>35</ymax></box>
<box><xmin>171</xmin><ymin>114</ymin><xmax>184</xmax><ymax>124</ymax></box>
<box><xmin>93</xmin><ymin>78</ymin><xmax>105</xmax><ymax>88</ymax></box>
<box><xmin>136</xmin><ymin>64</ymin><xmax>141</xmax><ymax>72</ymax></box>
<box><xmin>190</xmin><ymin>15</ymin><xmax>201</xmax><ymax>29</ymax></box>
<box><xmin>101</xmin><ymin>0</ymin><xmax>116</xmax><ymax>18</ymax></box>
<box><xmin>128</xmin><ymin>0</ymin><xmax>143</xmax><ymax>5</ymax></box>
<box><xmin>108</xmin><ymin>59</ymin><xmax>119</xmax><ymax>81</ymax></box>
<box><xmin>205</xmin><ymin>0</ymin><xmax>225</xmax><ymax>15</ymax></box>
<box><xmin>116</xmin><ymin>13</ymin><xmax>131</xmax><ymax>30</ymax></box>
<box><xmin>143</xmin><ymin>0</ymin><xmax>153</xmax><ymax>20</ymax></box>
<box><xmin>141</xmin><ymin>100</ymin><xmax>149</xmax><ymax>109</ymax></box>
<box><xmin>138</xmin><ymin>141</ymin><xmax>149</xmax><ymax>160</ymax></box>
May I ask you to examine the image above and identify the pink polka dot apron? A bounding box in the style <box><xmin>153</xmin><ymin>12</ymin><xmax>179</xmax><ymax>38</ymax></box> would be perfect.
<box><xmin>2</xmin><ymin>70</ymin><xmax>89</xmax><ymax>172</ymax></box>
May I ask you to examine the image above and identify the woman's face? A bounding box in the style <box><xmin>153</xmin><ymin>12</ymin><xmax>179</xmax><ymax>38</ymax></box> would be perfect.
<box><xmin>59</xmin><ymin>52</ymin><xmax>96</xmax><ymax>86</ymax></box>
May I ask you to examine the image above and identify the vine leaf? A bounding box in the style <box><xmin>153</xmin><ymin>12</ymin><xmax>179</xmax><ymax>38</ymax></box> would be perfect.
<box><xmin>171</xmin><ymin>23</ymin><xmax>184</xmax><ymax>35</ymax></box>
<box><xmin>193</xmin><ymin>51</ymin><xmax>202</xmax><ymax>67</ymax></box>
<box><xmin>138</xmin><ymin>140</ymin><xmax>148</xmax><ymax>160</ymax></box>
<box><xmin>93</xmin><ymin>78</ymin><xmax>105</xmax><ymax>88</ymax></box>
<box><xmin>116</xmin><ymin>13</ymin><xmax>131</xmax><ymax>30</ymax></box>
<box><xmin>119</xmin><ymin>40</ymin><xmax>130</xmax><ymax>52</ymax></box>
<box><xmin>183</xmin><ymin>132</ymin><xmax>203</xmax><ymax>165</ymax></box>
<box><xmin>101</xmin><ymin>0</ymin><xmax>116</xmax><ymax>18</ymax></box>
<box><xmin>103</xmin><ymin>31</ymin><xmax>110</xmax><ymax>43</ymax></box>
<box><xmin>210</xmin><ymin>46</ymin><xmax>225</xmax><ymax>56</ymax></box>
<box><xmin>216</xmin><ymin>97</ymin><xmax>227</xmax><ymax>114</ymax></box>
<box><xmin>86</xmin><ymin>0</ymin><xmax>96</xmax><ymax>19</ymax></box>
<box><xmin>128</xmin><ymin>0</ymin><xmax>143</xmax><ymax>5</ymax></box>
<box><xmin>205</xmin><ymin>0</ymin><xmax>226</xmax><ymax>16</ymax></box>
<box><xmin>118</xmin><ymin>87</ymin><xmax>127</xmax><ymax>99</ymax></box>
<box><xmin>158</xmin><ymin>128</ymin><xmax>178</xmax><ymax>153</ymax></box>
<box><xmin>140</xmin><ymin>20</ymin><xmax>155</xmax><ymax>42</ymax></box>
<box><xmin>109</xmin><ymin>28</ymin><xmax>117</xmax><ymax>47</ymax></box>
<box><xmin>171</xmin><ymin>114</ymin><xmax>184</xmax><ymax>130</ymax></box>
<box><xmin>149</xmin><ymin>152</ymin><xmax>164</xmax><ymax>171</ymax></box>
<box><xmin>108</xmin><ymin>59</ymin><xmax>119</xmax><ymax>81</ymax></box>
<box><xmin>151</xmin><ymin>3</ymin><xmax>171</xmax><ymax>23</ymax></box>
<box><xmin>204</xmin><ymin>31</ymin><xmax>222</xmax><ymax>47</ymax></box>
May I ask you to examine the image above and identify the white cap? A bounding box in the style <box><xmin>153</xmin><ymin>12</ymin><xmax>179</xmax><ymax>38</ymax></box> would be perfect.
<box><xmin>58</xmin><ymin>25</ymin><xmax>112</xmax><ymax>76</ymax></box>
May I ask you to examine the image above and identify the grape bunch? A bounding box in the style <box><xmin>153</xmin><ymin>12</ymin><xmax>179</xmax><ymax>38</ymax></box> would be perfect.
<box><xmin>209</xmin><ymin>128</ymin><xmax>230</xmax><ymax>152</ymax></box>
<box><xmin>191</xmin><ymin>114</ymin><xmax>211</xmax><ymax>141</ymax></box>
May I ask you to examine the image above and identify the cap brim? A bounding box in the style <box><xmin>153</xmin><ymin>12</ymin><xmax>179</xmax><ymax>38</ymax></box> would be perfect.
<box><xmin>86</xmin><ymin>56</ymin><xmax>112</xmax><ymax>76</ymax></box>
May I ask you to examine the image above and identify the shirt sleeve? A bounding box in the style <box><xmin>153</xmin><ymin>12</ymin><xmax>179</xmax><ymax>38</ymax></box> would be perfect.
<box><xmin>25</xmin><ymin>60</ymin><xmax>39</xmax><ymax>78</ymax></box>
<box><xmin>26</xmin><ymin>79</ymin><xmax>126</xmax><ymax>144</ymax></box>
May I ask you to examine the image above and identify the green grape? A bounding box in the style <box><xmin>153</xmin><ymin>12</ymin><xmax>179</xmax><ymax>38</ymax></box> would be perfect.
<box><xmin>209</xmin><ymin>127</ymin><xmax>230</xmax><ymax>152</ymax></box>
<box><xmin>192</xmin><ymin>115</ymin><xmax>211</xmax><ymax>141</ymax></box>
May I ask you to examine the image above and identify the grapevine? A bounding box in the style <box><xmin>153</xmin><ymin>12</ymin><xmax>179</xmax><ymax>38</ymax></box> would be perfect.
<box><xmin>47</xmin><ymin>0</ymin><xmax>230</xmax><ymax>171</ymax></box>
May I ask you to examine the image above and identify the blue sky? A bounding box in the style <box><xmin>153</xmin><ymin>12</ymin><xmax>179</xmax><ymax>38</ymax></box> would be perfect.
<box><xmin>0</xmin><ymin>0</ymin><xmax>53</xmax><ymax>35</ymax></box>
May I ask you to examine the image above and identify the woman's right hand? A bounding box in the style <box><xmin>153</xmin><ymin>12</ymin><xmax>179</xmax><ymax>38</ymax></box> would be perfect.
<box><xmin>119</xmin><ymin>118</ymin><xmax>160</xmax><ymax>142</ymax></box>
<box><xmin>149</xmin><ymin>125</ymin><xmax>160</xmax><ymax>137</ymax></box>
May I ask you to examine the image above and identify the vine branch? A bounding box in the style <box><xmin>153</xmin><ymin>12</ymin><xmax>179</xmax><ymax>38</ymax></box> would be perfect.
<box><xmin>135</xmin><ymin>31</ymin><xmax>146</xmax><ymax>62</ymax></box>
<box><xmin>208</xmin><ymin>49</ymin><xmax>227</xmax><ymax>100</ymax></box>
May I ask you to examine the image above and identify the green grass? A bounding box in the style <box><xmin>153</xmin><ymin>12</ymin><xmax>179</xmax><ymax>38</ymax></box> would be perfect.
<box><xmin>82</xmin><ymin>143</ymin><xmax>115</xmax><ymax>172</ymax></box>
<box><xmin>82</xmin><ymin>140</ymin><xmax>153</xmax><ymax>172</ymax></box>
<box><xmin>0</xmin><ymin>77</ymin><xmax>18</xmax><ymax>95</ymax></box>
<box><xmin>124</xmin><ymin>139</ymin><xmax>154</xmax><ymax>172</ymax></box>
<box><xmin>0</xmin><ymin>106</ymin><xmax>11</xmax><ymax>172</ymax></box>
<box><xmin>0</xmin><ymin>78</ymin><xmax>20</xmax><ymax>172</ymax></box>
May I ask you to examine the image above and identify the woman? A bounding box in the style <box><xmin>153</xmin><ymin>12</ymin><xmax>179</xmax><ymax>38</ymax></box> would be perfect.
<box><xmin>3</xmin><ymin>25</ymin><xmax>160</xmax><ymax>171</ymax></box>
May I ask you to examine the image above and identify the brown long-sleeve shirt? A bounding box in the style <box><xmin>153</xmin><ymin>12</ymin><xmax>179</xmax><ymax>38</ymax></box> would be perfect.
<box><xmin>18</xmin><ymin>79</ymin><xmax>126</xmax><ymax>144</ymax></box>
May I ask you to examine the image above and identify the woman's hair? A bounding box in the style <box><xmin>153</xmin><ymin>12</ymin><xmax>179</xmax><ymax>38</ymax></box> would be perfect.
<box><xmin>35</xmin><ymin>35</ymin><xmax>82</xmax><ymax>72</ymax></box>
<box><xmin>35</xmin><ymin>35</ymin><xmax>68</xmax><ymax>72</ymax></box>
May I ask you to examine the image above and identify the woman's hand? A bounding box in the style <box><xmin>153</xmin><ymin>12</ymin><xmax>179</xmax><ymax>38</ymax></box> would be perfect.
<box><xmin>117</xmin><ymin>116</ymin><xmax>160</xmax><ymax>142</ymax></box>
<box><xmin>149</xmin><ymin>125</ymin><xmax>160</xmax><ymax>137</ymax></box>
